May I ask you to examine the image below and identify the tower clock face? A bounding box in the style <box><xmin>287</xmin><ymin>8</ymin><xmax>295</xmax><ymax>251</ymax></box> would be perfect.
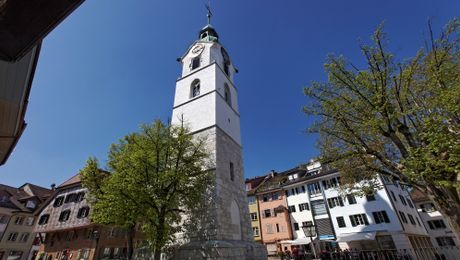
<box><xmin>191</xmin><ymin>44</ymin><xmax>204</xmax><ymax>56</ymax></box>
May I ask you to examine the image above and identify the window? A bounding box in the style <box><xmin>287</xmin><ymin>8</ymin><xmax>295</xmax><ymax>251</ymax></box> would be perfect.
<box><xmin>64</xmin><ymin>193</ymin><xmax>77</xmax><ymax>203</ymax></box>
<box><xmin>0</xmin><ymin>214</ymin><xmax>7</xmax><ymax>224</ymax></box>
<box><xmin>77</xmin><ymin>206</ymin><xmax>90</xmax><ymax>219</ymax></box>
<box><xmin>229</xmin><ymin>162</ymin><xmax>234</xmax><ymax>181</ymax></box>
<box><xmin>366</xmin><ymin>194</ymin><xmax>376</xmax><ymax>201</ymax></box>
<box><xmin>420</xmin><ymin>203</ymin><xmax>436</xmax><ymax>212</ymax></box>
<box><xmin>416</xmin><ymin>217</ymin><xmax>421</xmax><ymax>226</ymax></box>
<box><xmin>224</xmin><ymin>83</ymin><xmax>231</xmax><ymax>106</ymax></box>
<box><xmin>103</xmin><ymin>248</ymin><xmax>111</xmax><ymax>257</ymax></box>
<box><xmin>307</xmin><ymin>182</ymin><xmax>321</xmax><ymax>195</ymax></box>
<box><xmin>191</xmin><ymin>57</ymin><xmax>200</xmax><ymax>70</ymax></box>
<box><xmin>19</xmin><ymin>233</ymin><xmax>29</xmax><ymax>243</ymax></box>
<box><xmin>59</xmin><ymin>210</ymin><xmax>71</xmax><ymax>222</ymax></box>
<box><xmin>250</xmin><ymin>213</ymin><xmax>258</xmax><ymax>221</ymax></box>
<box><xmin>109</xmin><ymin>228</ymin><xmax>117</xmax><ymax>238</ymax></box>
<box><xmin>53</xmin><ymin>196</ymin><xmax>64</xmax><ymax>207</ymax></box>
<box><xmin>372</xmin><ymin>211</ymin><xmax>390</xmax><ymax>224</ymax></box>
<box><xmin>191</xmin><ymin>80</ymin><xmax>200</xmax><ymax>98</ymax></box>
<box><xmin>26</xmin><ymin>200</ymin><xmax>36</xmax><ymax>209</ymax></box>
<box><xmin>248</xmin><ymin>196</ymin><xmax>256</xmax><ymax>205</ymax></box>
<box><xmin>221</xmin><ymin>47</ymin><xmax>230</xmax><ymax>76</ymax></box>
<box><xmin>302</xmin><ymin>221</ymin><xmax>313</xmax><ymax>228</ymax></box>
<box><xmin>76</xmin><ymin>192</ymin><xmax>85</xmax><ymax>202</ymax></box>
<box><xmin>15</xmin><ymin>216</ymin><xmax>24</xmax><ymax>225</ymax></box>
<box><xmin>407</xmin><ymin>199</ymin><xmax>414</xmax><ymax>208</ymax></box>
<box><xmin>408</xmin><ymin>214</ymin><xmax>416</xmax><ymax>225</ymax></box>
<box><xmin>25</xmin><ymin>217</ymin><xmax>34</xmax><ymax>226</ymax></box>
<box><xmin>390</xmin><ymin>191</ymin><xmax>397</xmax><ymax>202</ymax></box>
<box><xmin>436</xmin><ymin>237</ymin><xmax>456</xmax><ymax>246</ymax></box>
<box><xmin>336</xmin><ymin>217</ymin><xmax>346</xmax><ymax>228</ymax></box>
<box><xmin>349</xmin><ymin>214</ymin><xmax>369</xmax><ymax>226</ymax></box>
<box><xmin>8</xmin><ymin>251</ymin><xmax>22</xmax><ymax>258</ymax></box>
<box><xmin>113</xmin><ymin>248</ymin><xmax>120</xmax><ymax>257</ymax></box>
<box><xmin>272</xmin><ymin>192</ymin><xmax>279</xmax><ymax>200</ymax></box>
<box><xmin>399</xmin><ymin>195</ymin><xmax>407</xmax><ymax>205</ymax></box>
<box><xmin>7</xmin><ymin>232</ymin><xmax>18</xmax><ymax>241</ymax></box>
<box><xmin>252</xmin><ymin>227</ymin><xmax>259</xmax><ymax>236</ymax></box>
<box><xmin>346</xmin><ymin>194</ymin><xmax>357</xmax><ymax>205</ymax></box>
<box><xmin>322</xmin><ymin>177</ymin><xmax>340</xmax><ymax>189</ymax></box>
<box><xmin>290</xmin><ymin>222</ymin><xmax>298</xmax><ymax>231</ymax></box>
<box><xmin>276</xmin><ymin>223</ymin><xmax>280</xmax><ymax>232</ymax></box>
<box><xmin>266</xmin><ymin>224</ymin><xmax>273</xmax><ymax>234</ymax></box>
<box><xmin>299</xmin><ymin>203</ymin><xmax>309</xmax><ymax>212</ymax></box>
<box><xmin>327</xmin><ymin>197</ymin><xmax>344</xmax><ymax>208</ymax></box>
<box><xmin>399</xmin><ymin>211</ymin><xmax>408</xmax><ymax>223</ymax></box>
<box><xmin>288</xmin><ymin>205</ymin><xmax>296</xmax><ymax>213</ymax></box>
<box><xmin>38</xmin><ymin>214</ymin><xmax>50</xmax><ymax>225</ymax></box>
<box><xmin>263</xmin><ymin>209</ymin><xmax>272</xmax><ymax>218</ymax></box>
<box><xmin>311</xmin><ymin>200</ymin><xmax>327</xmax><ymax>216</ymax></box>
<box><xmin>427</xmin><ymin>220</ymin><xmax>446</xmax><ymax>229</ymax></box>
<box><xmin>262</xmin><ymin>194</ymin><xmax>269</xmax><ymax>202</ymax></box>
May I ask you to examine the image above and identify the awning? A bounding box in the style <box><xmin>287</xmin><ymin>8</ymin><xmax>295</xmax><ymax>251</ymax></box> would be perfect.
<box><xmin>279</xmin><ymin>237</ymin><xmax>313</xmax><ymax>245</ymax></box>
<box><xmin>337</xmin><ymin>232</ymin><xmax>376</xmax><ymax>242</ymax></box>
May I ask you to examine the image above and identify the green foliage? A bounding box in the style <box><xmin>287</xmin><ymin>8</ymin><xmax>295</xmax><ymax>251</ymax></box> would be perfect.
<box><xmin>80</xmin><ymin>120</ymin><xmax>212</xmax><ymax>255</ymax></box>
<box><xmin>304</xmin><ymin>19</ymin><xmax>460</xmax><ymax>227</ymax></box>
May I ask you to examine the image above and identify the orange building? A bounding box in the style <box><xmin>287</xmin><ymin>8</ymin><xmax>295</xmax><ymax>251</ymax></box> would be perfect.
<box><xmin>256</xmin><ymin>173</ymin><xmax>293</xmax><ymax>256</ymax></box>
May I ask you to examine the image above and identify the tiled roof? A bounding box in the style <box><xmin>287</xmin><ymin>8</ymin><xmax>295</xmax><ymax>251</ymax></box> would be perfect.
<box><xmin>58</xmin><ymin>174</ymin><xmax>81</xmax><ymax>188</ymax></box>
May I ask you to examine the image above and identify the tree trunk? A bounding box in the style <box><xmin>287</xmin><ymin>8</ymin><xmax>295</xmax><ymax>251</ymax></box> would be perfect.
<box><xmin>126</xmin><ymin>225</ymin><xmax>135</xmax><ymax>260</ymax></box>
<box><xmin>427</xmin><ymin>184</ymin><xmax>460</xmax><ymax>241</ymax></box>
<box><xmin>153</xmin><ymin>249</ymin><xmax>162</xmax><ymax>260</ymax></box>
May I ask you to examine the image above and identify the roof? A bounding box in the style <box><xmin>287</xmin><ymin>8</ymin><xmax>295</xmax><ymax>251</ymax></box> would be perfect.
<box><xmin>410</xmin><ymin>188</ymin><xmax>430</xmax><ymax>203</ymax></box>
<box><xmin>0</xmin><ymin>0</ymin><xmax>85</xmax><ymax>61</ymax></box>
<box><xmin>0</xmin><ymin>182</ymin><xmax>52</xmax><ymax>213</ymax></box>
<box><xmin>58</xmin><ymin>174</ymin><xmax>81</xmax><ymax>188</ymax></box>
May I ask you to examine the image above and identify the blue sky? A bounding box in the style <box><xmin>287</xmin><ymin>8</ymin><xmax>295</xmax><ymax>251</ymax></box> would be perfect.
<box><xmin>1</xmin><ymin>0</ymin><xmax>458</xmax><ymax>188</ymax></box>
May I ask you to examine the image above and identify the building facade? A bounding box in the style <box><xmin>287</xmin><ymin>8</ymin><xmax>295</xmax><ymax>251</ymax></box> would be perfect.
<box><xmin>33</xmin><ymin>175</ymin><xmax>140</xmax><ymax>260</ymax></box>
<box><xmin>0</xmin><ymin>183</ymin><xmax>52</xmax><ymax>260</ymax></box>
<box><xmin>411</xmin><ymin>189</ymin><xmax>459</xmax><ymax>248</ymax></box>
<box><xmin>170</xmin><ymin>12</ymin><xmax>265</xmax><ymax>259</ymax></box>
<box><xmin>248</xmin><ymin>161</ymin><xmax>438</xmax><ymax>257</ymax></box>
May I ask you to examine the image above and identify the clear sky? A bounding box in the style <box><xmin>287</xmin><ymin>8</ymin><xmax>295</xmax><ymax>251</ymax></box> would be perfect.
<box><xmin>1</xmin><ymin>0</ymin><xmax>458</xmax><ymax>188</ymax></box>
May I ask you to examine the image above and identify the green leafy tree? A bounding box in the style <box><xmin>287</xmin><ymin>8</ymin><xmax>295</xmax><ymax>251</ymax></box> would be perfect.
<box><xmin>80</xmin><ymin>120</ymin><xmax>212</xmax><ymax>260</ymax></box>
<box><xmin>304</xmin><ymin>20</ymin><xmax>460</xmax><ymax>234</ymax></box>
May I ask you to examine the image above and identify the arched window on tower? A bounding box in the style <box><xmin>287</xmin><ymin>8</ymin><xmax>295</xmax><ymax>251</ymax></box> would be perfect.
<box><xmin>224</xmin><ymin>83</ymin><xmax>231</xmax><ymax>106</ymax></box>
<box><xmin>221</xmin><ymin>47</ymin><xmax>230</xmax><ymax>76</ymax></box>
<box><xmin>191</xmin><ymin>79</ymin><xmax>200</xmax><ymax>98</ymax></box>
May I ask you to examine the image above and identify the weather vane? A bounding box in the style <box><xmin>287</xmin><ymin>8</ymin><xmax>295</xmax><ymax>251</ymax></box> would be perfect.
<box><xmin>205</xmin><ymin>1</ymin><xmax>212</xmax><ymax>24</ymax></box>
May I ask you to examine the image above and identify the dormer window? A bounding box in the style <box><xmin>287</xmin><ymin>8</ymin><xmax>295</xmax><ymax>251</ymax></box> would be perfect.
<box><xmin>224</xmin><ymin>84</ymin><xmax>231</xmax><ymax>106</ymax></box>
<box><xmin>191</xmin><ymin>57</ymin><xmax>200</xmax><ymax>70</ymax></box>
<box><xmin>191</xmin><ymin>80</ymin><xmax>200</xmax><ymax>98</ymax></box>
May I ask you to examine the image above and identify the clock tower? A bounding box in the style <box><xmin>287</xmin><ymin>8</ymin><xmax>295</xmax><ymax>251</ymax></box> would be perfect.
<box><xmin>171</xmin><ymin>11</ymin><xmax>266</xmax><ymax>260</ymax></box>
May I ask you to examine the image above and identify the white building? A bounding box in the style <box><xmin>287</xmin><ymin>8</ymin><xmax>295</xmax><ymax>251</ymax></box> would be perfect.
<box><xmin>411</xmin><ymin>189</ymin><xmax>460</xmax><ymax>248</ymax></box>
<box><xmin>282</xmin><ymin>162</ymin><xmax>431</xmax><ymax>254</ymax></box>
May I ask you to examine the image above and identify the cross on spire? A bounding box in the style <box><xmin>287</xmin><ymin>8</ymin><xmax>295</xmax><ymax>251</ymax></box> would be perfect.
<box><xmin>205</xmin><ymin>2</ymin><xmax>212</xmax><ymax>25</ymax></box>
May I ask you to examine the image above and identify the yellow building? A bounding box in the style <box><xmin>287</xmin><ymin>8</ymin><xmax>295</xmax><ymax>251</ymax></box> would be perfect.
<box><xmin>246</xmin><ymin>175</ymin><xmax>272</xmax><ymax>243</ymax></box>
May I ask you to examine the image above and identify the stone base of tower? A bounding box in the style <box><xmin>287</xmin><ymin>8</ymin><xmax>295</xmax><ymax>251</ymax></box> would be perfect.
<box><xmin>173</xmin><ymin>240</ymin><xmax>267</xmax><ymax>260</ymax></box>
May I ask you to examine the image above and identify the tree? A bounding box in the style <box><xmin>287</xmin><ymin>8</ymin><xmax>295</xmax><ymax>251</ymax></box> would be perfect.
<box><xmin>304</xmin><ymin>19</ymin><xmax>460</xmax><ymax>235</ymax></box>
<box><xmin>80</xmin><ymin>120</ymin><xmax>212</xmax><ymax>260</ymax></box>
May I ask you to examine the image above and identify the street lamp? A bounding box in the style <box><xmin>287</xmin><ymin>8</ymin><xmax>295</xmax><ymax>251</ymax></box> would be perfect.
<box><xmin>302</xmin><ymin>223</ymin><xmax>317</xmax><ymax>259</ymax></box>
<box><xmin>92</xmin><ymin>229</ymin><xmax>100</xmax><ymax>259</ymax></box>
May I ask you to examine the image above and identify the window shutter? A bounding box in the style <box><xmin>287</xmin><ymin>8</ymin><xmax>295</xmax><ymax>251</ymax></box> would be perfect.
<box><xmin>383</xmin><ymin>211</ymin><xmax>390</xmax><ymax>223</ymax></box>
<box><xmin>372</xmin><ymin>212</ymin><xmax>380</xmax><ymax>224</ymax></box>
<box><xmin>350</xmin><ymin>216</ymin><xmax>357</xmax><ymax>227</ymax></box>
<box><xmin>306</xmin><ymin>203</ymin><xmax>310</xmax><ymax>210</ymax></box>
<box><xmin>339</xmin><ymin>197</ymin><xmax>344</xmax><ymax>206</ymax></box>
<box><xmin>363</xmin><ymin>214</ymin><xmax>369</xmax><ymax>225</ymax></box>
<box><xmin>301</xmin><ymin>186</ymin><xmax>306</xmax><ymax>193</ymax></box>
<box><xmin>327</xmin><ymin>199</ymin><xmax>332</xmax><ymax>208</ymax></box>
